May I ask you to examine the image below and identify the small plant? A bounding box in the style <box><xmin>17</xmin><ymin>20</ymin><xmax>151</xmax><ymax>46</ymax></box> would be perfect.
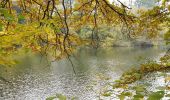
<box><xmin>113</xmin><ymin>57</ymin><xmax>170</xmax><ymax>88</ymax></box>
<box><xmin>46</xmin><ymin>94</ymin><xmax>67</xmax><ymax>100</ymax></box>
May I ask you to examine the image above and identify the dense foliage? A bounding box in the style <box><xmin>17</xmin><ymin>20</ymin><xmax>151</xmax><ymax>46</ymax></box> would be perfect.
<box><xmin>0</xmin><ymin>0</ymin><xmax>170</xmax><ymax>66</ymax></box>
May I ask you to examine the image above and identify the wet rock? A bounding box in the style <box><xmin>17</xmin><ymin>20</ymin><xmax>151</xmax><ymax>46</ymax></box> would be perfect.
<box><xmin>132</xmin><ymin>41</ymin><xmax>154</xmax><ymax>47</ymax></box>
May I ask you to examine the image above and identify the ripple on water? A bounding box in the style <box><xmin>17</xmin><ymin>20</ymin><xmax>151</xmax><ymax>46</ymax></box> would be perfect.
<box><xmin>0</xmin><ymin>47</ymin><xmax>168</xmax><ymax>100</ymax></box>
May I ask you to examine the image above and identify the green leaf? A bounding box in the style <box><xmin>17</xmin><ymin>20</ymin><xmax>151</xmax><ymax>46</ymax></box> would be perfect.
<box><xmin>0</xmin><ymin>8</ymin><xmax>8</xmax><ymax>15</ymax></box>
<box><xmin>134</xmin><ymin>73</ymin><xmax>141</xmax><ymax>80</ymax></box>
<box><xmin>0</xmin><ymin>8</ymin><xmax>14</xmax><ymax>22</ymax></box>
<box><xmin>123</xmin><ymin>92</ymin><xmax>132</xmax><ymax>96</ymax></box>
<box><xmin>18</xmin><ymin>14</ymin><xmax>25</xmax><ymax>22</ymax></box>
<box><xmin>46</xmin><ymin>96</ymin><xmax>56</xmax><ymax>100</ymax></box>
<box><xmin>115</xmin><ymin>80</ymin><xmax>121</xmax><ymax>83</ymax></box>
<box><xmin>162</xmin><ymin>0</ymin><xmax>166</xmax><ymax>6</ymax></box>
<box><xmin>147</xmin><ymin>91</ymin><xmax>165</xmax><ymax>100</ymax></box>
<box><xmin>133</xmin><ymin>93</ymin><xmax>144</xmax><ymax>100</ymax></box>
<box><xmin>4</xmin><ymin>13</ymin><xmax>15</xmax><ymax>22</ymax></box>
<box><xmin>46</xmin><ymin>93</ymin><xmax>67</xmax><ymax>100</ymax></box>
<box><xmin>134</xmin><ymin>85</ymin><xmax>145</xmax><ymax>93</ymax></box>
<box><xmin>0</xmin><ymin>23</ymin><xmax>3</xmax><ymax>31</ymax></box>
<box><xmin>118</xmin><ymin>94</ymin><xmax>125</xmax><ymax>100</ymax></box>
<box><xmin>56</xmin><ymin>94</ymin><xmax>67</xmax><ymax>100</ymax></box>
<box><xmin>102</xmin><ymin>91</ymin><xmax>112</xmax><ymax>97</ymax></box>
<box><xmin>119</xmin><ymin>92</ymin><xmax>132</xmax><ymax>100</ymax></box>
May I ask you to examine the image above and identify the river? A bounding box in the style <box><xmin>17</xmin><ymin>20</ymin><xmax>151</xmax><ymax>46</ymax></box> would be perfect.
<box><xmin>0</xmin><ymin>46</ymin><xmax>168</xmax><ymax>100</ymax></box>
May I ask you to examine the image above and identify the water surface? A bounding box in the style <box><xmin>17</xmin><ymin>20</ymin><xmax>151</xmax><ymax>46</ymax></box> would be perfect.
<box><xmin>0</xmin><ymin>46</ymin><xmax>168</xmax><ymax>100</ymax></box>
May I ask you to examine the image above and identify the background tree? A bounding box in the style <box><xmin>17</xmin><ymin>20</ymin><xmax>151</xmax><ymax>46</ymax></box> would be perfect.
<box><xmin>0</xmin><ymin>0</ymin><xmax>169</xmax><ymax>66</ymax></box>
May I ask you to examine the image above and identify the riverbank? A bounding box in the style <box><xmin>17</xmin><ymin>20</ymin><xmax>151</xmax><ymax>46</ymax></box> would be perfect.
<box><xmin>100</xmin><ymin>48</ymin><xmax>170</xmax><ymax>100</ymax></box>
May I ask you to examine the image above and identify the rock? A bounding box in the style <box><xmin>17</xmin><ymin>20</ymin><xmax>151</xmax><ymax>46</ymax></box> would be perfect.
<box><xmin>132</xmin><ymin>41</ymin><xmax>154</xmax><ymax>47</ymax></box>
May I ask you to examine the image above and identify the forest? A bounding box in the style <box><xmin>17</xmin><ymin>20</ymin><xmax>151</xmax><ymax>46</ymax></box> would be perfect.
<box><xmin>0</xmin><ymin>0</ymin><xmax>170</xmax><ymax>100</ymax></box>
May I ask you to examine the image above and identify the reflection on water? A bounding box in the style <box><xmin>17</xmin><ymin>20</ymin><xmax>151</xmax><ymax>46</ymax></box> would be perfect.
<box><xmin>0</xmin><ymin>46</ymin><xmax>168</xmax><ymax>100</ymax></box>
